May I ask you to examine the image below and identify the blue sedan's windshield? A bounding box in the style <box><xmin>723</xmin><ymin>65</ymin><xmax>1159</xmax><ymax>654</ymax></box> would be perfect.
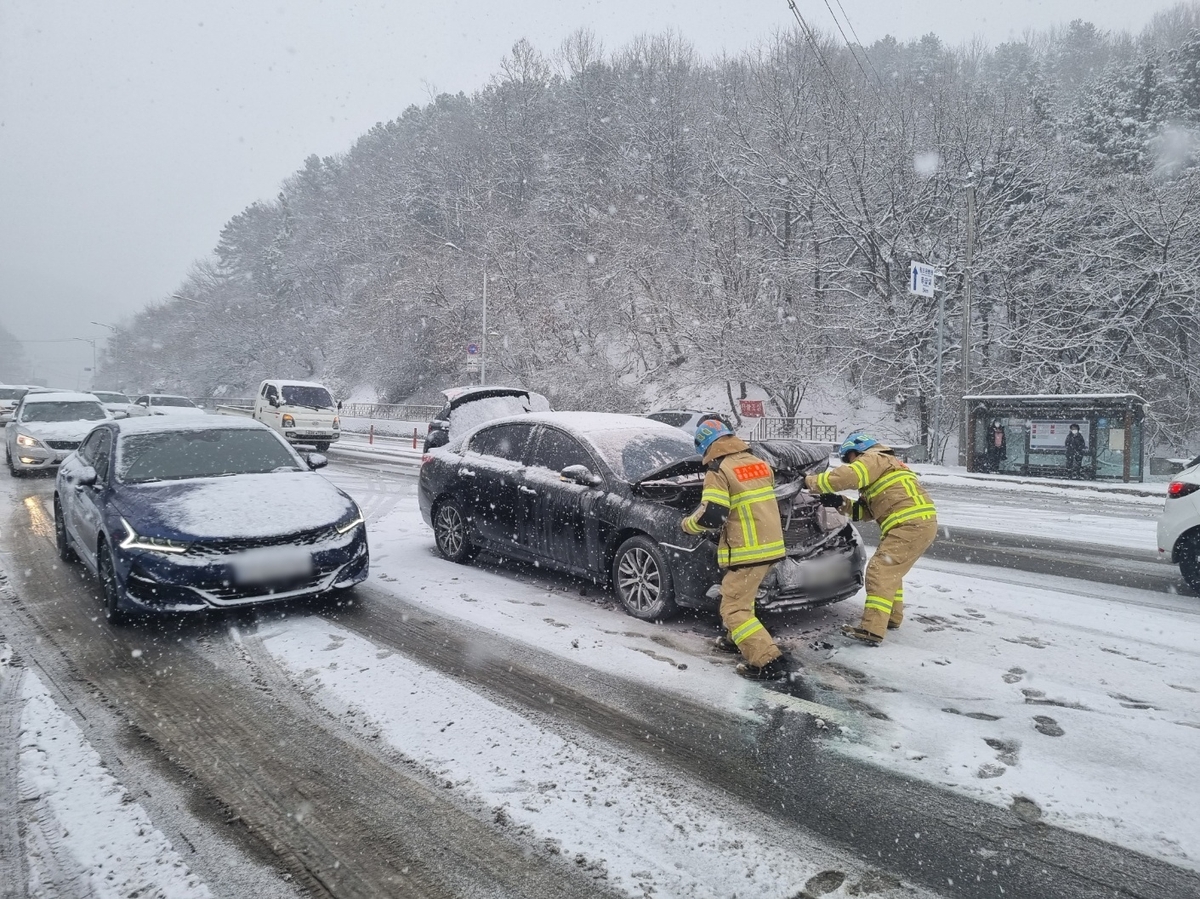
<box><xmin>118</xmin><ymin>429</ymin><xmax>301</xmax><ymax>483</ymax></box>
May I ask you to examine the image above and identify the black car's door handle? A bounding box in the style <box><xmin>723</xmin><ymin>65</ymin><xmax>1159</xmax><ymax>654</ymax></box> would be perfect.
<box><xmin>459</xmin><ymin>468</ymin><xmax>476</xmax><ymax>478</ymax></box>
<box><xmin>518</xmin><ymin>485</ymin><xmax>537</xmax><ymax>496</ymax></box>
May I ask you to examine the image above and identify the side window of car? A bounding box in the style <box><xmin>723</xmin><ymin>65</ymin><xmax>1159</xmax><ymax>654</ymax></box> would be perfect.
<box><xmin>77</xmin><ymin>431</ymin><xmax>102</xmax><ymax>465</ymax></box>
<box><xmin>530</xmin><ymin>428</ymin><xmax>594</xmax><ymax>475</ymax></box>
<box><xmin>92</xmin><ymin>431</ymin><xmax>113</xmax><ymax>481</ymax></box>
<box><xmin>260</xmin><ymin>384</ymin><xmax>270</xmax><ymax>398</ymax></box>
<box><xmin>136</xmin><ymin>396</ymin><xmax>148</xmax><ymax>406</ymax></box>
<box><xmin>266</xmin><ymin>385</ymin><xmax>279</xmax><ymax>403</ymax></box>
<box><xmin>469</xmin><ymin>424</ymin><xmax>533</xmax><ymax>462</ymax></box>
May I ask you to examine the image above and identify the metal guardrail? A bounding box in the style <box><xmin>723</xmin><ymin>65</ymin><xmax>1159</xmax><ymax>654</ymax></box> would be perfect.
<box><xmin>753</xmin><ymin>417</ymin><xmax>839</xmax><ymax>444</ymax></box>
<box><xmin>340</xmin><ymin>402</ymin><xmax>440</xmax><ymax>422</ymax></box>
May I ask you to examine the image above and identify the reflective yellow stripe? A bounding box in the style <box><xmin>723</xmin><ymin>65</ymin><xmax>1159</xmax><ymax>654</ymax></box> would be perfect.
<box><xmin>730</xmin><ymin>618</ymin><xmax>765</xmax><ymax>645</ymax></box>
<box><xmin>814</xmin><ymin>471</ymin><xmax>834</xmax><ymax>493</ymax></box>
<box><xmin>701</xmin><ymin>487</ymin><xmax>730</xmax><ymax>507</ymax></box>
<box><xmin>729</xmin><ymin>485</ymin><xmax>776</xmax><ymax>508</ymax></box>
<box><xmin>682</xmin><ymin>517</ymin><xmax>706</xmax><ymax>535</ymax></box>
<box><xmin>849</xmin><ymin>460</ymin><xmax>870</xmax><ymax>489</ymax></box>
<box><xmin>895</xmin><ymin>587</ymin><xmax>904</xmax><ymax>601</ymax></box>
<box><xmin>879</xmin><ymin>504</ymin><xmax>937</xmax><ymax>536</ymax></box>
<box><xmin>721</xmin><ymin>540</ymin><xmax>786</xmax><ymax>565</ymax></box>
<box><xmin>864</xmin><ymin>594</ymin><xmax>893</xmax><ymax>613</ymax></box>
<box><xmin>862</xmin><ymin>469</ymin><xmax>916</xmax><ymax>500</ymax></box>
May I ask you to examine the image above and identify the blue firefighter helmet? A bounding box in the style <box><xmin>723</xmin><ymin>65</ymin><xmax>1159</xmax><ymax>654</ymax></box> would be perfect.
<box><xmin>694</xmin><ymin>418</ymin><xmax>733</xmax><ymax>454</ymax></box>
<box><xmin>838</xmin><ymin>432</ymin><xmax>878</xmax><ymax>462</ymax></box>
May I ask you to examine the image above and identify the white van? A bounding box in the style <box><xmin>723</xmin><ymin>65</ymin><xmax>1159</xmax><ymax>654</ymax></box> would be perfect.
<box><xmin>252</xmin><ymin>379</ymin><xmax>341</xmax><ymax>450</ymax></box>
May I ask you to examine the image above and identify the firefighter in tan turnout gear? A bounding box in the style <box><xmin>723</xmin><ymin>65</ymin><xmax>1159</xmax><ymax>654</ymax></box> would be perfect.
<box><xmin>682</xmin><ymin>420</ymin><xmax>789</xmax><ymax>680</ymax></box>
<box><xmin>805</xmin><ymin>432</ymin><xmax>938</xmax><ymax>645</ymax></box>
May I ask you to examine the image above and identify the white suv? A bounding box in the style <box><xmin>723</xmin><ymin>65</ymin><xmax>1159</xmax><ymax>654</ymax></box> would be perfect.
<box><xmin>1157</xmin><ymin>465</ymin><xmax>1200</xmax><ymax>590</ymax></box>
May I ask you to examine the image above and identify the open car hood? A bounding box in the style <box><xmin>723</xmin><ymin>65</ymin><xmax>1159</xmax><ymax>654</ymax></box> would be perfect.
<box><xmin>634</xmin><ymin>457</ymin><xmax>706</xmax><ymax>486</ymax></box>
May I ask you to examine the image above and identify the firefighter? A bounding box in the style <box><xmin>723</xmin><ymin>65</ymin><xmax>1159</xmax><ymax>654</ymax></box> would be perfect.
<box><xmin>806</xmin><ymin>433</ymin><xmax>938</xmax><ymax>645</ymax></box>
<box><xmin>682</xmin><ymin>419</ymin><xmax>789</xmax><ymax>680</ymax></box>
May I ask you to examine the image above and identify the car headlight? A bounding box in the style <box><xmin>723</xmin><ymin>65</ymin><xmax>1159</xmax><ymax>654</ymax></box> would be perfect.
<box><xmin>119</xmin><ymin>518</ymin><xmax>191</xmax><ymax>554</ymax></box>
<box><xmin>16</xmin><ymin>433</ymin><xmax>42</xmax><ymax>448</ymax></box>
<box><xmin>335</xmin><ymin>508</ymin><xmax>365</xmax><ymax>534</ymax></box>
<box><xmin>281</xmin><ymin>414</ymin><xmax>295</xmax><ymax>427</ymax></box>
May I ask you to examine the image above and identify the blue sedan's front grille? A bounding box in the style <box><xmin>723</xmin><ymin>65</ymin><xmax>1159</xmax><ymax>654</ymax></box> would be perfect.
<box><xmin>190</xmin><ymin>526</ymin><xmax>334</xmax><ymax>556</ymax></box>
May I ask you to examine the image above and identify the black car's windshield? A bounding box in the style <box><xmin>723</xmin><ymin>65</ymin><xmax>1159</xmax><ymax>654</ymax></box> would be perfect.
<box><xmin>647</xmin><ymin>412</ymin><xmax>693</xmax><ymax>428</ymax></box>
<box><xmin>281</xmin><ymin>385</ymin><xmax>334</xmax><ymax>409</ymax></box>
<box><xmin>21</xmin><ymin>401</ymin><xmax>108</xmax><ymax>423</ymax></box>
<box><xmin>587</xmin><ymin>428</ymin><xmax>698</xmax><ymax>483</ymax></box>
<box><xmin>153</xmin><ymin>396</ymin><xmax>197</xmax><ymax>408</ymax></box>
<box><xmin>0</xmin><ymin>388</ymin><xmax>28</xmax><ymax>401</ymax></box>
<box><xmin>93</xmin><ymin>392</ymin><xmax>129</xmax><ymax>404</ymax></box>
<box><xmin>118</xmin><ymin>429</ymin><xmax>301</xmax><ymax>483</ymax></box>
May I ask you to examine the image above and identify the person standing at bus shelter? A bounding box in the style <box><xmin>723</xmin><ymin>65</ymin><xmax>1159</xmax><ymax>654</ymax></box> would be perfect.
<box><xmin>1065</xmin><ymin>423</ymin><xmax>1087</xmax><ymax>478</ymax></box>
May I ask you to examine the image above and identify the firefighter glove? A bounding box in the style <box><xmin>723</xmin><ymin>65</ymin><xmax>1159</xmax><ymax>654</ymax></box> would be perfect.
<box><xmin>818</xmin><ymin>493</ymin><xmax>844</xmax><ymax>508</ymax></box>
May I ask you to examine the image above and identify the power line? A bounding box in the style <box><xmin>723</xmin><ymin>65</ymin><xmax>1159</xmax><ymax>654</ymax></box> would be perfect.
<box><xmin>820</xmin><ymin>0</ymin><xmax>888</xmax><ymax>101</ymax></box>
<box><xmin>825</xmin><ymin>0</ymin><xmax>887</xmax><ymax>95</ymax></box>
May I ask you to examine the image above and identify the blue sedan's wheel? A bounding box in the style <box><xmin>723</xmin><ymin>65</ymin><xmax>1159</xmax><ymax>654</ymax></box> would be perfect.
<box><xmin>612</xmin><ymin>535</ymin><xmax>678</xmax><ymax>621</ymax></box>
<box><xmin>433</xmin><ymin>498</ymin><xmax>478</xmax><ymax>564</ymax></box>
<box><xmin>98</xmin><ymin>543</ymin><xmax>130</xmax><ymax>626</ymax></box>
<box><xmin>53</xmin><ymin>495</ymin><xmax>77</xmax><ymax>564</ymax></box>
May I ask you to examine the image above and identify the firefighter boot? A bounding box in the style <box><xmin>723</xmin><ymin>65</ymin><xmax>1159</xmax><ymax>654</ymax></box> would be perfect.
<box><xmin>841</xmin><ymin>624</ymin><xmax>883</xmax><ymax>646</ymax></box>
<box><xmin>888</xmin><ymin>590</ymin><xmax>905</xmax><ymax>630</ymax></box>
<box><xmin>713</xmin><ymin>635</ymin><xmax>739</xmax><ymax>654</ymax></box>
<box><xmin>736</xmin><ymin>656</ymin><xmax>789</xmax><ymax>680</ymax></box>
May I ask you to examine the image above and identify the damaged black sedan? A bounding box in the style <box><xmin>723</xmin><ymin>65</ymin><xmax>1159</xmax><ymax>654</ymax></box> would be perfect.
<box><xmin>418</xmin><ymin>412</ymin><xmax>864</xmax><ymax>621</ymax></box>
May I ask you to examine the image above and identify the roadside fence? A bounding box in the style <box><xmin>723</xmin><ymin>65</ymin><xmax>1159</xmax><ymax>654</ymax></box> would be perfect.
<box><xmin>752</xmin><ymin>417</ymin><xmax>839</xmax><ymax>444</ymax></box>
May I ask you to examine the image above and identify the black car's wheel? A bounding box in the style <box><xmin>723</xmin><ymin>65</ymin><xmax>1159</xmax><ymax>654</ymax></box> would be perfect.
<box><xmin>54</xmin><ymin>495</ymin><xmax>77</xmax><ymax>563</ymax></box>
<box><xmin>433</xmin><ymin>498</ymin><xmax>478</xmax><ymax>563</ymax></box>
<box><xmin>97</xmin><ymin>542</ymin><xmax>130</xmax><ymax>625</ymax></box>
<box><xmin>1178</xmin><ymin>531</ymin><xmax>1200</xmax><ymax>592</ymax></box>
<box><xmin>314</xmin><ymin>441</ymin><xmax>331</xmax><ymax>452</ymax></box>
<box><xmin>7</xmin><ymin>447</ymin><xmax>23</xmax><ymax>478</ymax></box>
<box><xmin>612</xmin><ymin>535</ymin><xmax>678</xmax><ymax>621</ymax></box>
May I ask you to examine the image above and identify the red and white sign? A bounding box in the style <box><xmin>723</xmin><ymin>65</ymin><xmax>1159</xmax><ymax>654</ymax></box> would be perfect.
<box><xmin>739</xmin><ymin>399</ymin><xmax>764</xmax><ymax>418</ymax></box>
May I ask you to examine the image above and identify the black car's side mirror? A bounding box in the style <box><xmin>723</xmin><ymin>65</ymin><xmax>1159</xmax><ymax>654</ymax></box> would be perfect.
<box><xmin>337</xmin><ymin>400</ymin><xmax>343</xmax><ymax>411</ymax></box>
<box><xmin>306</xmin><ymin>453</ymin><xmax>328</xmax><ymax>470</ymax></box>
<box><xmin>561</xmin><ymin>465</ymin><xmax>601</xmax><ymax>487</ymax></box>
<box><xmin>76</xmin><ymin>466</ymin><xmax>98</xmax><ymax>488</ymax></box>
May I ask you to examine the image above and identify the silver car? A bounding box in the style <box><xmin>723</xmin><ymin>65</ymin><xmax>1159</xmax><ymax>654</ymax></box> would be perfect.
<box><xmin>5</xmin><ymin>391</ymin><xmax>111</xmax><ymax>476</ymax></box>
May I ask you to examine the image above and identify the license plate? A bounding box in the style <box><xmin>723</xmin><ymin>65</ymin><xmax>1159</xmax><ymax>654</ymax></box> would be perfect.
<box><xmin>803</xmin><ymin>556</ymin><xmax>848</xmax><ymax>587</ymax></box>
<box><xmin>233</xmin><ymin>547</ymin><xmax>313</xmax><ymax>585</ymax></box>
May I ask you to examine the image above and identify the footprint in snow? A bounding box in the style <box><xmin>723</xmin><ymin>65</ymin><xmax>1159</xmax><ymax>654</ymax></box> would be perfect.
<box><xmin>1033</xmin><ymin>715</ymin><xmax>1065</xmax><ymax>737</ymax></box>
<box><xmin>802</xmin><ymin>870</ymin><xmax>847</xmax><ymax>896</ymax></box>
<box><xmin>976</xmin><ymin>763</ymin><xmax>1006</xmax><ymax>779</ymax></box>
<box><xmin>984</xmin><ymin>737</ymin><xmax>1020</xmax><ymax>766</ymax></box>
<box><xmin>1002</xmin><ymin>667</ymin><xmax>1026</xmax><ymax>684</ymax></box>
<box><xmin>1004</xmin><ymin>635</ymin><xmax>1050</xmax><ymax>649</ymax></box>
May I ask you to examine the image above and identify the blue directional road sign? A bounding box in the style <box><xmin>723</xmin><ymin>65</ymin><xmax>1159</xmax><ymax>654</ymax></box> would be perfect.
<box><xmin>467</xmin><ymin>343</ymin><xmax>480</xmax><ymax>355</ymax></box>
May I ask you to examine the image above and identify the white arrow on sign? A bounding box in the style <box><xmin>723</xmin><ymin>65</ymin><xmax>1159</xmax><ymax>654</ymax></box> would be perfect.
<box><xmin>910</xmin><ymin>261</ymin><xmax>936</xmax><ymax>297</ymax></box>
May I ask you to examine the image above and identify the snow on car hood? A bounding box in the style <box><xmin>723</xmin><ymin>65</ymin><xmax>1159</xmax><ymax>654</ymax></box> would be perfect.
<box><xmin>115</xmin><ymin>471</ymin><xmax>356</xmax><ymax>540</ymax></box>
<box><xmin>20</xmin><ymin>421</ymin><xmax>105</xmax><ymax>442</ymax></box>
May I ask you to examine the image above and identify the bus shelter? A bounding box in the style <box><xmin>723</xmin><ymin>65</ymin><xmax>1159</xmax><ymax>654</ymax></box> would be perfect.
<box><xmin>965</xmin><ymin>394</ymin><xmax>1146</xmax><ymax>483</ymax></box>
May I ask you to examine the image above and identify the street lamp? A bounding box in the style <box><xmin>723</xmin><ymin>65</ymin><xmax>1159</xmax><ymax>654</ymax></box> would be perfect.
<box><xmin>72</xmin><ymin>337</ymin><xmax>97</xmax><ymax>388</ymax></box>
<box><xmin>442</xmin><ymin>240</ymin><xmax>489</xmax><ymax>386</ymax></box>
<box><xmin>90</xmin><ymin>320</ymin><xmax>118</xmax><ymax>332</ymax></box>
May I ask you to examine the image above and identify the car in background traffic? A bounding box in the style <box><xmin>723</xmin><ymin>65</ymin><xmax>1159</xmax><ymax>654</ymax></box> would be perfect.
<box><xmin>423</xmin><ymin>385</ymin><xmax>550</xmax><ymax>451</ymax></box>
<box><xmin>54</xmin><ymin>417</ymin><xmax>368</xmax><ymax>623</ymax></box>
<box><xmin>128</xmin><ymin>394</ymin><xmax>206</xmax><ymax>417</ymax></box>
<box><xmin>92</xmin><ymin>390</ymin><xmax>135</xmax><ymax>419</ymax></box>
<box><xmin>252</xmin><ymin>379</ymin><xmax>341</xmax><ymax>451</ymax></box>
<box><xmin>1158</xmin><ymin>463</ymin><xmax>1200</xmax><ymax>591</ymax></box>
<box><xmin>0</xmin><ymin>384</ymin><xmax>38</xmax><ymax>423</ymax></box>
<box><xmin>5</xmin><ymin>391</ymin><xmax>111</xmax><ymax>476</ymax></box>
<box><xmin>646</xmin><ymin>409</ymin><xmax>736</xmax><ymax>434</ymax></box>
<box><xmin>419</xmin><ymin>411</ymin><xmax>864</xmax><ymax>621</ymax></box>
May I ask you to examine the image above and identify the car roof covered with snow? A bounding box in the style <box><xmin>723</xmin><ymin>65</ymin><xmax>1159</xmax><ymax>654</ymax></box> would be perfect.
<box><xmin>112</xmin><ymin>416</ymin><xmax>271</xmax><ymax>437</ymax></box>
<box><xmin>440</xmin><ymin>385</ymin><xmax>539</xmax><ymax>406</ymax></box>
<box><xmin>261</xmin><ymin>379</ymin><xmax>331</xmax><ymax>388</ymax></box>
<box><xmin>21</xmin><ymin>391</ymin><xmax>103</xmax><ymax>404</ymax></box>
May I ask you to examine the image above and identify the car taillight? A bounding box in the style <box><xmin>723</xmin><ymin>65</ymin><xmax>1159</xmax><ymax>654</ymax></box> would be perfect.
<box><xmin>1168</xmin><ymin>481</ymin><xmax>1199</xmax><ymax>499</ymax></box>
<box><xmin>421</xmin><ymin>453</ymin><xmax>433</xmax><ymax>466</ymax></box>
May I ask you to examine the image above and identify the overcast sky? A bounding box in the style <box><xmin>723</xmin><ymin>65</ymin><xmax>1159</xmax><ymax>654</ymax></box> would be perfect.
<box><xmin>0</xmin><ymin>0</ymin><xmax>1185</xmax><ymax>387</ymax></box>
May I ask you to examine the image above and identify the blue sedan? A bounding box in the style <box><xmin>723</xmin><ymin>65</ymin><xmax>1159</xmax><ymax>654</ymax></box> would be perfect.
<box><xmin>54</xmin><ymin>417</ymin><xmax>368</xmax><ymax>623</ymax></box>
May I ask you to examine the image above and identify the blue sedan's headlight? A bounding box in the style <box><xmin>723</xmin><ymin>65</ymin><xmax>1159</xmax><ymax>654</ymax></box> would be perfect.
<box><xmin>335</xmin><ymin>507</ymin><xmax>365</xmax><ymax>535</ymax></box>
<box><xmin>120</xmin><ymin>518</ymin><xmax>191</xmax><ymax>554</ymax></box>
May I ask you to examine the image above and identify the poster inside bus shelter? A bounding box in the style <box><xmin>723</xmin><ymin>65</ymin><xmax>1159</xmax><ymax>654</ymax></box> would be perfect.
<box><xmin>1029</xmin><ymin>420</ymin><xmax>1091</xmax><ymax>448</ymax></box>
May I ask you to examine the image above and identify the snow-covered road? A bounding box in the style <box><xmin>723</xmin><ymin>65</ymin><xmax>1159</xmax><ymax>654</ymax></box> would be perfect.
<box><xmin>1</xmin><ymin>461</ymin><xmax>1197</xmax><ymax>899</ymax></box>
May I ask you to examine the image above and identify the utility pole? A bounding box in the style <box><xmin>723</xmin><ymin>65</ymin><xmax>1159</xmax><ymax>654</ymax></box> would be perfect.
<box><xmin>480</xmin><ymin>257</ymin><xmax>487</xmax><ymax>386</ymax></box>
<box><xmin>932</xmin><ymin>279</ymin><xmax>945</xmax><ymax>461</ymax></box>
<box><xmin>958</xmin><ymin>175</ymin><xmax>977</xmax><ymax>465</ymax></box>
